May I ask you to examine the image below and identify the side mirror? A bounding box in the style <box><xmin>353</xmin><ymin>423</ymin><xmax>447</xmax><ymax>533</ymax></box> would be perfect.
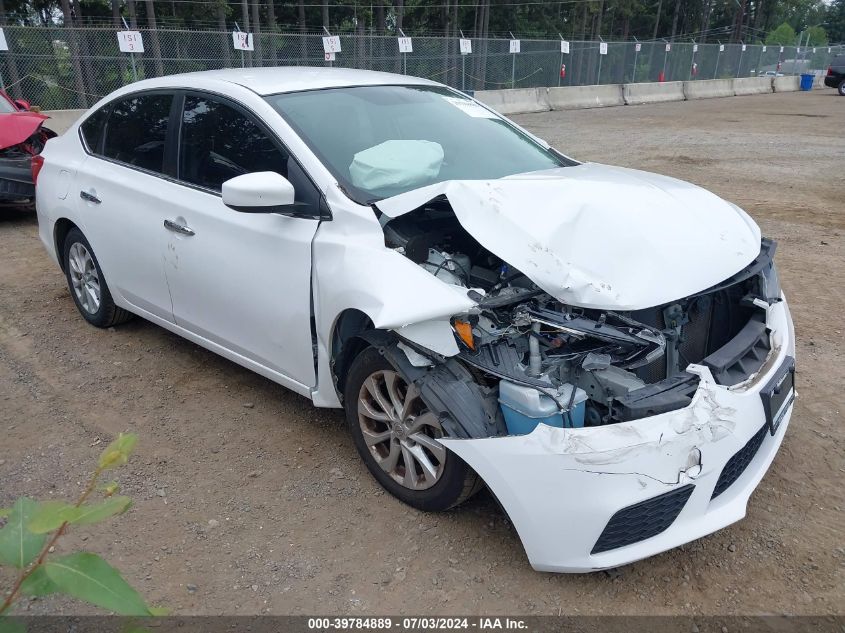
<box><xmin>222</xmin><ymin>172</ymin><xmax>296</xmax><ymax>214</ymax></box>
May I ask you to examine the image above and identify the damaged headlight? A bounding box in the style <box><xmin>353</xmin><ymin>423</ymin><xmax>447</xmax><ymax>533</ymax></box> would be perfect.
<box><xmin>761</xmin><ymin>261</ymin><xmax>781</xmax><ymax>303</ymax></box>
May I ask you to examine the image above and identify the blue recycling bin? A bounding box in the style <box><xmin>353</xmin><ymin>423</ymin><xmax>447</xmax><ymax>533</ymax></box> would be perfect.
<box><xmin>799</xmin><ymin>73</ymin><xmax>815</xmax><ymax>91</ymax></box>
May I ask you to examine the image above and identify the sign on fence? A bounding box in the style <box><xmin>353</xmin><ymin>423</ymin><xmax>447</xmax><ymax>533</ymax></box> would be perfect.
<box><xmin>780</xmin><ymin>46</ymin><xmax>784</xmax><ymax>53</ymax></box>
<box><xmin>322</xmin><ymin>35</ymin><xmax>341</xmax><ymax>54</ymax></box>
<box><xmin>560</xmin><ymin>40</ymin><xmax>569</xmax><ymax>54</ymax></box>
<box><xmin>398</xmin><ymin>37</ymin><xmax>413</xmax><ymax>53</ymax></box>
<box><xmin>324</xmin><ymin>52</ymin><xmax>335</xmax><ymax>62</ymax></box>
<box><xmin>693</xmin><ymin>43</ymin><xmax>698</xmax><ymax>52</ymax></box>
<box><xmin>742</xmin><ymin>44</ymin><xmax>747</xmax><ymax>51</ymax></box>
<box><xmin>599</xmin><ymin>42</ymin><xmax>608</xmax><ymax>55</ymax></box>
<box><xmin>665</xmin><ymin>43</ymin><xmax>671</xmax><ymax>52</ymax></box>
<box><xmin>116</xmin><ymin>30</ymin><xmax>144</xmax><ymax>53</ymax></box>
<box><xmin>719</xmin><ymin>44</ymin><xmax>725</xmax><ymax>52</ymax></box>
<box><xmin>635</xmin><ymin>42</ymin><xmax>642</xmax><ymax>52</ymax></box>
<box><xmin>459</xmin><ymin>38</ymin><xmax>471</xmax><ymax>54</ymax></box>
<box><xmin>509</xmin><ymin>39</ymin><xmax>520</xmax><ymax>54</ymax></box>
<box><xmin>762</xmin><ymin>45</ymin><xmax>767</xmax><ymax>52</ymax></box>
<box><xmin>232</xmin><ymin>32</ymin><xmax>253</xmax><ymax>51</ymax></box>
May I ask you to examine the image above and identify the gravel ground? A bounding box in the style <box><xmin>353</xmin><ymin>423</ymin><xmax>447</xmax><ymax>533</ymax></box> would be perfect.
<box><xmin>1</xmin><ymin>90</ymin><xmax>843</xmax><ymax>616</ymax></box>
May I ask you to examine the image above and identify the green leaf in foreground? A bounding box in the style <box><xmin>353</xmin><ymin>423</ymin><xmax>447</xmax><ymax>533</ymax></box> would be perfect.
<box><xmin>0</xmin><ymin>498</ymin><xmax>46</xmax><ymax>568</ymax></box>
<box><xmin>0</xmin><ymin>508</ymin><xmax>10</xmax><ymax>518</ymax></box>
<box><xmin>0</xmin><ymin>616</ymin><xmax>27</xmax><ymax>633</ymax></box>
<box><xmin>27</xmin><ymin>500</ymin><xmax>77</xmax><ymax>534</ymax></box>
<box><xmin>42</xmin><ymin>552</ymin><xmax>151</xmax><ymax>615</ymax></box>
<box><xmin>98</xmin><ymin>433</ymin><xmax>138</xmax><ymax>471</ymax></box>
<box><xmin>29</xmin><ymin>497</ymin><xmax>133</xmax><ymax>534</ymax></box>
<box><xmin>19</xmin><ymin>565</ymin><xmax>58</xmax><ymax>597</ymax></box>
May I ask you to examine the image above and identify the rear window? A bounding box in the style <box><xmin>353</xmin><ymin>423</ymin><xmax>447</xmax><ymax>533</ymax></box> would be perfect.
<box><xmin>102</xmin><ymin>94</ymin><xmax>173</xmax><ymax>174</ymax></box>
<box><xmin>80</xmin><ymin>105</ymin><xmax>110</xmax><ymax>153</ymax></box>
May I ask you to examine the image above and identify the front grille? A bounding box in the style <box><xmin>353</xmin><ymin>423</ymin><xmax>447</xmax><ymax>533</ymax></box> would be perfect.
<box><xmin>591</xmin><ymin>484</ymin><xmax>695</xmax><ymax>554</ymax></box>
<box><xmin>711</xmin><ymin>423</ymin><xmax>768</xmax><ymax>499</ymax></box>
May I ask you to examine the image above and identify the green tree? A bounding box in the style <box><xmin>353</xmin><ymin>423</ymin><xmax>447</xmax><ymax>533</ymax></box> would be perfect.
<box><xmin>766</xmin><ymin>21</ymin><xmax>797</xmax><ymax>44</ymax></box>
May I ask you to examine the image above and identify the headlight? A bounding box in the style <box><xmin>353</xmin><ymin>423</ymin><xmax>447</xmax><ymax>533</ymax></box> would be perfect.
<box><xmin>761</xmin><ymin>261</ymin><xmax>781</xmax><ymax>303</ymax></box>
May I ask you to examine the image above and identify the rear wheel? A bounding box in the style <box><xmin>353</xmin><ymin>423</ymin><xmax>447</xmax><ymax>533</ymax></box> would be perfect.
<box><xmin>344</xmin><ymin>346</ymin><xmax>480</xmax><ymax>511</ymax></box>
<box><xmin>838</xmin><ymin>79</ymin><xmax>845</xmax><ymax>96</ymax></box>
<box><xmin>62</xmin><ymin>227</ymin><xmax>133</xmax><ymax>328</ymax></box>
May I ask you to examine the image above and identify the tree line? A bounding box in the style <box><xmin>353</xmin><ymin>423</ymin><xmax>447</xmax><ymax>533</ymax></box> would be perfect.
<box><xmin>0</xmin><ymin>0</ymin><xmax>841</xmax><ymax>43</ymax></box>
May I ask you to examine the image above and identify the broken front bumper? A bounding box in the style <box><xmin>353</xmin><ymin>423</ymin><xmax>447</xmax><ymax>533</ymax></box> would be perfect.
<box><xmin>441</xmin><ymin>296</ymin><xmax>795</xmax><ymax>573</ymax></box>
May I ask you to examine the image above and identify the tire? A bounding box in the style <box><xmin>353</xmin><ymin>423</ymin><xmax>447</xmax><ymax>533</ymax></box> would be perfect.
<box><xmin>62</xmin><ymin>227</ymin><xmax>133</xmax><ymax>328</ymax></box>
<box><xmin>838</xmin><ymin>79</ymin><xmax>845</xmax><ymax>96</ymax></box>
<box><xmin>344</xmin><ymin>346</ymin><xmax>481</xmax><ymax>512</ymax></box>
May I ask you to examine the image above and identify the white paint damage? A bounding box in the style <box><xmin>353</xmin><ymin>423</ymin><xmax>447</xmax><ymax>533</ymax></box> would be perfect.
<box><xmin>440</xmin><ymin>299</ymin><xmax>795</xmax><ymax>572</ymax></box>
<box><xmin>376</xmin><ymin>162</ymin><xmax>762</xmax><ymax>311</ymax></box>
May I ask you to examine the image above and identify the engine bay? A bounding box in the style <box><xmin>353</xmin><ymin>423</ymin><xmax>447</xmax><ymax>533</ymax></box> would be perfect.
<box><xmin>381</xmin><ymin>199</ymin><xmax>777</xmax><ymax>432</ymax></box>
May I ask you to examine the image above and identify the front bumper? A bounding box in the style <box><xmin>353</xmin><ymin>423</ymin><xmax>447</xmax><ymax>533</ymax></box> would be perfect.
<box><xmin>441</xmin><ymin>296</ymin><xmax>795</xmax><ymax>572</ymax></box>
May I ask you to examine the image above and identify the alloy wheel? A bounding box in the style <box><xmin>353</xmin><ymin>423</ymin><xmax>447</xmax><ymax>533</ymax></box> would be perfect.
<box><xmin>357</xmin><ymin>369</ymin><xmax>446</xmax><ymax>490</ymax></box>
<box><xmin>68</xmin><ymin>242</ymin><xmax>100</xmax><ymax>314</ymax></box>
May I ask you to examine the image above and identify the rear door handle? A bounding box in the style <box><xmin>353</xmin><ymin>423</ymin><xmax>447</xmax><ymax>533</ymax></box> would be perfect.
<box><xmin>163</xmin><ymin>219</ymin><xmax>195</xmax><ymax>236</ymax></box>
<box><xmin>79</xmin><ymin>190</ymin><xmax>101</xmax><ymax>204</ymax></box>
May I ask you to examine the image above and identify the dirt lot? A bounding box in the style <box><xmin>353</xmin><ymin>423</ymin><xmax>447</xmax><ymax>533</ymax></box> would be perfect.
<box><xmin>1</xmin><ymin>90</ymin><xmax>843</xmax><ymax>616</ymax></box>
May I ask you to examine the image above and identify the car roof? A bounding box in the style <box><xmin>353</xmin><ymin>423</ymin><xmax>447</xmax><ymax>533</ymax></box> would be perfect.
<box><xmin>129</xmin><ymin>66</ymin><xmax>440</xmax><ymax>96</ymax></box>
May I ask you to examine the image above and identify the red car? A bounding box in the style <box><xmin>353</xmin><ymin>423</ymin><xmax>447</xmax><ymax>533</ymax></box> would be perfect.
<box><xmin>0</xmin><ymin>91</ymin><xmax>55</xmax><ymax>206</ymax></box>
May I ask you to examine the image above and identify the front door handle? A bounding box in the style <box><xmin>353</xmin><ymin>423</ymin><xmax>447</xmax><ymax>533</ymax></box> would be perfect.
<box><xmin>79</xmin><ymin>190</ymin><xmax>101</xmax><ymax>204</ymax></box>
<box><xmin>163</xmin><ymin>219</ymin><xmax>195</xmax><ymax>236</ymax></box>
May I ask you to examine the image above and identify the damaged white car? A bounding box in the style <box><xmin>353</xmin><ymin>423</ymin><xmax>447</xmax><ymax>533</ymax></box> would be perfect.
<box><xmin>35</xmin><ymin>68</ymin><xmax>796</xmax><ymax>573</ymax></box>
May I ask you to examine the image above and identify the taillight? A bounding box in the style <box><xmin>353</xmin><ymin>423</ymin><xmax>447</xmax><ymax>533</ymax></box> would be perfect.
<box><xmin>31</xmin><ymin>154</ymin><xmax>44</xmax><ymax>186</ymax></box>
<box><xmin>828</xmin><ymin>66</ymin><xmax>834</xmax><ymax>76</ymax></box>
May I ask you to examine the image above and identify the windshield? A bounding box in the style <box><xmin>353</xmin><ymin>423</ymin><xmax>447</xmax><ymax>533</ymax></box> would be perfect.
<box><xmin>265</xmin><ymin>85</ymin><xmax>569</xmax><ymax>204</ymax></box>
<box><xmin>0</xmin><ymin>94</ymin><xmax>17</xmax><ymax>114</ymax></box>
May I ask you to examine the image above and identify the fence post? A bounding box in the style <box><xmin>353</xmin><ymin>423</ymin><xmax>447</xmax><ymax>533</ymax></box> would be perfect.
<box><xmin>632</xmin><ymin>37</ymin><xmax>639</xmax><ymax>83</ymax></box>
<box><xmin>714</xmin><ymin>41</ymin><xmax>722</xmax><ymax>79</ymax></box>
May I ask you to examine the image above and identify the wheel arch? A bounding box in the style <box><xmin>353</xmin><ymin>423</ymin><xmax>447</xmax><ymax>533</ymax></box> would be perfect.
<box><xmin>329</xmin><ymin>308</ymin><xmax>375</xmax><ymax>401</ymax></box>
<box><xmin>53</xmin><ymin>217</ymin><xmax>79</xmax><ymax>273</ymax></box>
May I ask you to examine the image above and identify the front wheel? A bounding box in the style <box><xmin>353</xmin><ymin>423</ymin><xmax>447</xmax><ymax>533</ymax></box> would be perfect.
<box><xmin>344</xmin><ymin>346</ymin><xmax>481</xmax><ymax>511</ymax></box>
<box><xmin>62</xmin><ymin>227</ymin><xmax>133</xmax><ymax>328</ymax></box>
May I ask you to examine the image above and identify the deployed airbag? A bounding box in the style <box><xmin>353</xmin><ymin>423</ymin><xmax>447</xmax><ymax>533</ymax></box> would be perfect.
<box><xmin>349</xmin><ymin>140</ymin><xmax>444</xmax><ymax>191</ymax></box>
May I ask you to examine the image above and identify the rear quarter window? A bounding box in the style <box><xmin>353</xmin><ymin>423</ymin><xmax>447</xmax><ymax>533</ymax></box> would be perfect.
<box><xmin>79</xmin><ymin>105</ymin><xmax>110</xmax><ymax>153</ymax></box>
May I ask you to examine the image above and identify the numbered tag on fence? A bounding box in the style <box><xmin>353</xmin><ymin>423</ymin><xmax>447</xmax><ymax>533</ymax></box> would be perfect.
<box><xmin>322</xmin><ymin>35</ymin><xmax>341</xmax><ymax>54</ymax></box>
<box><xmin>719</xmin><ymin>44</ymin><xmax>725</xmax><ymax>52</ymax></box>
<box><xmin>560</xmin><ymin>40</ymin><xmax>569</xmax><ymax>54</ymax></box>
<box><xmin>635</xmin><ymin>42</ymin><xmax>642</xmax><ymax>52</ymax></box>
<box><xmin>779</xmin><ymin>46</ymin><xmax>784</xmax><ymax>53</ymax></box>
<box><xmin>812</xmin><ymin>47</ymin><xmax>816</xmax><ymax>54</ymax></box>
<box><xmin>232</xmin><ymin>31</ymin><xmax>253</xmax><ymax>51</ymax></box>
<box><xmin>665</xmin><ymin>43</ymin><xmax>671</xmax><ymax>52</ymax></box>
<box><xmin>509</xmin><ymin>39</ymin><xmax>520</xmax><ymax>54</ymax></box>
<box><xmin>398</xmin><ymin>37</ymin><xmax>413</xmax><ymax>53</ymax></box>
<box><xmin>693</xmin><ymin>43</ymin><xmax>698</xmax><ymax>53</ymax></box>
<box><xmin>599</xmin><ymin>42</ymin><xmax>608</xmax><ymax>55</ymax></box>
<box><xmin>741</xmin><ymin>44</ymin><xmax>747</xmax><ymax>52</ymax></box>
<box><xmin>460</xmin><ymin>38</ymin><xmax>472</xmax><ymax>54</ymax></box>
<box><xmin>117</xmin><ymin>30</ymin><xmax>144</xmax><ymax>53</ymax></box>
<box><xmin>324</xmin><ymin>52</ymin><xmax>335</xmax><ymax>62</ymax></box>
<box><xmin>796</xmin><ymin>47</ymin><xmax>801</xmax><ymax>54</ymax></box>
<box><xmin>762</xmin><ymin>45</ymin><xmax>767</xmax><ymax>52</ymax></box>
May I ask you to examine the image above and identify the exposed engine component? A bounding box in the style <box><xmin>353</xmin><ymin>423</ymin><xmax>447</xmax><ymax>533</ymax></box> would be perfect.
<box><xmin>382</xmin><ymin>203</ymin><xmax>776</xmax><ymax>433</ymax></box>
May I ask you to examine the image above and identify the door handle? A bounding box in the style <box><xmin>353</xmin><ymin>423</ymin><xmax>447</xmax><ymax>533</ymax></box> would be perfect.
<box><xmin>79</xmin><ymin>190</ymin><xmax>101</xmax><ymax>204</ymax></box>
<box><xmin>163</xmin><ymin>219</ymin><xmax>195</xmax><ymax>236</ymax></box>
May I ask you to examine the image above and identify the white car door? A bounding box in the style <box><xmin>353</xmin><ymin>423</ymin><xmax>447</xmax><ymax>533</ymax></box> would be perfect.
<box><xmin>74</xmin><ymin>92</ymin><xmax>176</xmax><ymax>322</ymax></box>
<box><xmin>163</xmin><ymin>92</ymin><xmax>322</xmax><ymax>390</ymax></box>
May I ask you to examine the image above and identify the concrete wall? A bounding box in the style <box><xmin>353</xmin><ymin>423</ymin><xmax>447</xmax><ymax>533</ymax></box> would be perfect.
<box><xmin>547</xmin><ymin>84</ymin><xmax>624</xmax><ymax>110</ymax></box>
<box><xmin>732</xmin><ymin>77</ymin><xmax>773</xmax><ymax>96</ymax></box>
<box><xmin>42</xmin><ymin>109</ymin><xmax>86</xmax><ymax>135</ymax></box>
<box><xmin>683</xmin><ymin>78</ymin><xmax>734</xmax><ymax>100</ymax></box>
<box><xmin>473</xmin><ymin>88</ymin><xmax>550</xmax><ymax>115</ymax></box>
<box><xmin>773</xmin><ymin>75</ymin><xmax>801</xmax><ymax>92</ymax></box>
<box><xmin>623</xmin><ymin>81</ymin><xmax>685</xmax><ymax>105</ymax></box>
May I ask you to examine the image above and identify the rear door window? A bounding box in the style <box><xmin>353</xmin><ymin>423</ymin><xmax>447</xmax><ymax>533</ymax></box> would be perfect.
<box><xmin>102</xmin><ymin>93</ymin><xmax>173</xmax><ymax>174</ymax></box>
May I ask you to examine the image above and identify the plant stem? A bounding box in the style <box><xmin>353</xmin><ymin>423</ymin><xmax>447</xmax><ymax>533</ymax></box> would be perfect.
<box><xmin>0</xmin><ymin>467</ymin><xmax>103</xmax><ymax>615</ymax></box>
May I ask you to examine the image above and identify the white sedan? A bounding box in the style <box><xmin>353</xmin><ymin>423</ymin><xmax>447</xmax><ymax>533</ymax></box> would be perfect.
<box><xmin>35</xmin><ymin>68</ymin><xmax>796</xmax><ymax>572</ymax></box>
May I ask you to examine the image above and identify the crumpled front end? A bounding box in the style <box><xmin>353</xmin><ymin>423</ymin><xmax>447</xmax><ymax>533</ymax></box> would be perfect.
<box><xmin>440</xmin><ymin>298</ymin><xmax>795</xmax><ymax>572</ymax></box>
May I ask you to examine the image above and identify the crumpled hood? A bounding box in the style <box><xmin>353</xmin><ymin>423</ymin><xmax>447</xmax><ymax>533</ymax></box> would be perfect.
<box><xmin>375</xmin><ymin>163</ymin><xmax>761</xmax><ymax>310</ymax></box>
<box><xmin>0</xmin><ymin>112</ymin><xmax>49</xmax><ymax>151</ymax></box>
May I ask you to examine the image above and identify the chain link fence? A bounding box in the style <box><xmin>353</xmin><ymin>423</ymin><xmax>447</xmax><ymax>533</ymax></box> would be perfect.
<box><xmin>1</xmin><ymin>26</ymin><xmax>843</xmax><ymax>110</ymax></box>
